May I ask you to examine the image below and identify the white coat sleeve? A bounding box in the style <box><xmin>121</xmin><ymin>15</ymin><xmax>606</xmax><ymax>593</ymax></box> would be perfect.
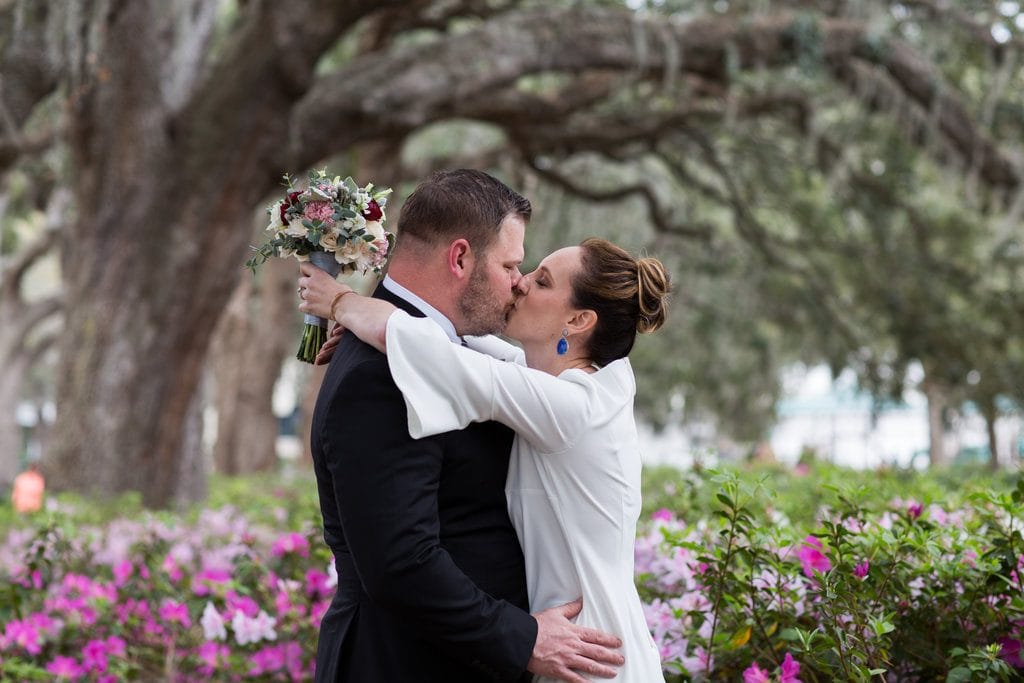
<box><xmin>385</xmin><ymin>310</ymin><xmax>594</xmax><ymax>453</ymax></box>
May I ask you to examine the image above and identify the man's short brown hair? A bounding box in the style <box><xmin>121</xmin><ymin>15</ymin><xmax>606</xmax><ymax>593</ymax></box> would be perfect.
<box><xmin>397</xmin><ymin>169</ymin><xmax>531</xmax><ymax>254</ymax></box>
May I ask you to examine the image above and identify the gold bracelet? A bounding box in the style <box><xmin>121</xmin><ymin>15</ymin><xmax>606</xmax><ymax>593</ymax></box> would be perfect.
<box><xmin>329</xmin><ymin>289</ymin><xmax>354</xmax><ymax>322</ymax></box>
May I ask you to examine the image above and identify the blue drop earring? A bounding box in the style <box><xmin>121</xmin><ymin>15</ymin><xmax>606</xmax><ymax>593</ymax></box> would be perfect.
<box><xmin>556</xmin><ymin>329</ymin><xmax>569</xmax><ymax>355</ymax></box>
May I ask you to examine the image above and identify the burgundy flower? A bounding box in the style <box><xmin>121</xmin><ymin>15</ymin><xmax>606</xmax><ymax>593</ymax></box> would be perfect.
<box><xmin>287</xmin><ymin>191</ymin><xmax>302</xmax><ymax>206</ymax></box>
<box><xmin>363</xmin><ymin>199</ymin><xmax>383</xmax><ymax>221</ymax></box>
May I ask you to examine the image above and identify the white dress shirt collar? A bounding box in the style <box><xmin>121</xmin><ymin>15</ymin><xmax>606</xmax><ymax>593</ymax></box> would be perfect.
<box><xmin>382</xmin><ymin>275</ymin><xmax>461</xmax><ymax>344</ymax></box>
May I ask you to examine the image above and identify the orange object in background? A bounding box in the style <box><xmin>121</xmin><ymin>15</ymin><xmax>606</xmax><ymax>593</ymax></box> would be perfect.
<box><xmin>12</xmin><ymin>466</ymin><xmax>44</xmax><ymax>513</ymax></box>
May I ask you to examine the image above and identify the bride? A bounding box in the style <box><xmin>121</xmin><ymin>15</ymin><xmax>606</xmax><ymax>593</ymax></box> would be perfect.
<box><xmin>299</xmin><ymin>237</ymin><xmax>670</xmax><ymax>683</ymax></box>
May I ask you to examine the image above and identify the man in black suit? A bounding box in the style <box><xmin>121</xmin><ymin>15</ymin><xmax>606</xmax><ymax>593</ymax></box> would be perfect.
<box><xmin>309</xmin><ymin>170</ymin><xmax>623</xmax><ymax>682</ymax></box>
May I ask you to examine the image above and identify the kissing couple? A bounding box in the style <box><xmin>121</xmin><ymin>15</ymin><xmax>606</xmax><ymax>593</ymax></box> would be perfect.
<box><xmin>297</xmin><ymin>169</ymin><xmax>670</xmax><ymax>682</ymax></box>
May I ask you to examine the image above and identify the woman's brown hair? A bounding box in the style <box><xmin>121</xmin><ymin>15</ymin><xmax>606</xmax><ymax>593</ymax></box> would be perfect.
<box><xmin>570</xmin><ymin>238</ymin><xmax>670</xmax><ymax>367</ymax></box>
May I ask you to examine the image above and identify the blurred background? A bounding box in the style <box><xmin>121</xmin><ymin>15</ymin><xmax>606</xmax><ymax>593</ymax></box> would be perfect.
<box><xmin>1</xmin><ymin>0</ymin><xmax>1022</xmax><ymax>509</ymax></box>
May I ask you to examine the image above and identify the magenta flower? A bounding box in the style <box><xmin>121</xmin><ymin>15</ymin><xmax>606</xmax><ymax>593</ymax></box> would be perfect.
<box><xmin>853</xmin><ymin>560</ymin><xmax>870</xmax><ymax>579</ymax></box>
<box><xmin>305</xmin><ymin>569</ymin><xmax>332</xmax><ymax>598</ymax></box>
<box><xmin>46</xmin><ymin>655</ymin><xmax>84</xmax><ymax>680</ymax></box>
<box><xmin>998</xmin><ymin>635</ymin><xmax>1024</xmax><ymax>668</ymax></box>
<box><xmin>779</xmin><ymin>652</ymin><xmax>802</xmax><ymax>682</ymax></box>
<box><xmin>652</xmin><ymin>508</ymin><xmax>674</xmax><ymax>522</ymax></box>
<box><xmin>159</xmin><ymin>599</ymin><xmax>192</xmax><ymax>628</ymax></box>
<box><xmin>197</xmin><ymin>641</ymin><xmax>230</xmax><ymax>675</ymax></box>
<box><xmin>112</xmin><ymin>560</ymin><xmax>134</xmax><ymax>586</ymax></box>
<box><xmin>797</xmin><ymin>536</ymin><xmax>831</xmax><ymax>578</ymax></box>
<box><xmin>4</xmin><ymin>619</ymin><xmax>42</xmax><ymax>655</ymax></box>
<box><xmin>271</xmin><ymin>532</ymin><xmax>310</xmax><ymax>559</ymax></box>
<box><xmin>192</xmin><ymin>567</ymin><xmax>232</xmax><ymax>596</ymax></box>
<box><xmin>82</xmin><ymin>638</ymin><xmax>109</xmax><ymax>673</ymax></box>
<box><xmin>742</xmin><ymin>661</ymin><xmax>770</xmax><ymax>683</ymax></box>
<box><xmin>907</xmin><ymin>502</ymin><xmax>923</xmax><ymax>520</ymax></box>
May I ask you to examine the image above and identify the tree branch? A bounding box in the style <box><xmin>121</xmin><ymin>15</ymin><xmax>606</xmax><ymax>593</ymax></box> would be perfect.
<box><xmin>290</xmin><ymin>7</ymin><xmax>1019</xmax><ymax>192</ymax></box>
<box><xmin>524</xmin><ymin>157</ymin><xmax>714</xmax><ymax>241</ymax></box>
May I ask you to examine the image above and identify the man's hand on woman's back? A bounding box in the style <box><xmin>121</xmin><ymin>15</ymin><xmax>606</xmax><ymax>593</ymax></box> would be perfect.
<box><xmin>529</xmin><ymin>599</ymin><xmax>624</xmax><ymax>683</ymax></box>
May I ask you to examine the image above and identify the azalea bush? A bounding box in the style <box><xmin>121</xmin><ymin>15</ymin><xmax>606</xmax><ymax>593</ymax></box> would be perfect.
<box><xmin>0</xmin><ymin>466</ymin><xmax>1021</xmax><ymax>681</ymax></box>
<box><xmin>637</xmin><ymin>466</ymin><xmax>1024</xmax><ymax>681</ymax></box>
<box><xmin>0</xmin><ymin>478</ymin><xmax>334</xmax><ymax>681</ymax></box>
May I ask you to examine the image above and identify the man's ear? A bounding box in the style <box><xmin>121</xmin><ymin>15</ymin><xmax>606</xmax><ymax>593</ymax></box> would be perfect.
<box><xmin>567</xmin><ymin>309</ymin><xmax>597</xmax><ymax>337</ymax></box>
<box><xmin>446</xmin><ymin>239</ymin><xmax>473</xmax><ymax>280</ymax></box>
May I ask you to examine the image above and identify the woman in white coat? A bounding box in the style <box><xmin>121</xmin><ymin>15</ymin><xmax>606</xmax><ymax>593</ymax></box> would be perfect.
<box><xmin>299</xmin><ymin>238</ymin><xmax>670</xmax><ymax>683</ymax></box>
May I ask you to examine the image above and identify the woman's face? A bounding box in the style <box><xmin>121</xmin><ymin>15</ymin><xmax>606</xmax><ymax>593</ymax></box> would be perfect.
<box><xmin>504</xmin><ymin>246</ymin><xmax>583</xmax><ymax>345</ymax></box>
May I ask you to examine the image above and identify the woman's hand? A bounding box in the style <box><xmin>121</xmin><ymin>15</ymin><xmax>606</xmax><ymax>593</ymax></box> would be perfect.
<box><xmin>297</xmin><ymin>261</ymin><xmax>351</xmax><ymax>321</ymax></box>
<box><xmin>296</xmin><ymin>261</ymin><xmax>397</xmax><ymax>354</ymax></box>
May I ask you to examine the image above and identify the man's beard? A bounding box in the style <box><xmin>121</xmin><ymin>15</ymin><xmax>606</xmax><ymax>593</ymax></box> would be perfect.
<box><xmin>457</xmin><ymin>266</ymin><xmax>513</xmax><ymax>337</ymax></box>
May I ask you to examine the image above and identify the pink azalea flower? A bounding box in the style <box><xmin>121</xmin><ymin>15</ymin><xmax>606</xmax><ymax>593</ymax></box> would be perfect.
<box><xmin>998</xmin><ymin>636</ymin><xmax>1024</xmax><ymax>668</ymax></box>
<box><xmin>652</xmin><ymin>508</ymin><xmax>674</xmax><ymax>522</ymax></box>
<box><xmin>82</xmin><ymin>639</ymin><xmax>109</xmax><ymax>673</ymax></box>
<box><xmin>270</xmin><ymin>532</ymin><xmax>310</xmax><ymax>559</ymax></box>
<box><xmin>46</xmin><ymin>655</ymin><xmax>84</xmax><ymax>680</ymax></box>
<box><xmin>159</xmin><ymin>599</ymin><xmax>192</xmax><ymax>628</ymax></box>
<box><xmin>779</xmin><ymin>652</ymin><xmax>802</xmax><ymax>682</ymax></box>
<box><xmin>197</xmin><ymin>641</ymin><xmax>230</xmax><ymax>675</ymax></box>
<box><xmin>104</xmin><ymin>636</ymin><xmax>126</xmax><ymax>657</ymax></box>
<box><xmin>797</xmin><ymin>536</ymin><xmax>831</xmax><ymax>578</ymax></box>
<box><xmin>112</xmin><ymin>560</ymin><xmax>134</xmax><ymax>587</ymax></box>
<box><xmin>853</xmin><ymin>560</ymin><xmax>870</xmax><ymax>579</ymax></box>
<box><xmin>192</xmin><ymin>567</ymin><xmax>232</xmax><ymax>596</ymax></box>
<box><xmin>305</xmin><ymin>569</ymin><xmax>332</xmax><ymax>598</ymax></box>
<box><xmin>4</xmin><ymin>619</ymin><xmax>42</xmax><ymax>655</ymax></box>
<box><xmin>743</xmin><ymin>661</ymin><xmax>771</xmax><ymax>683</ymax></box>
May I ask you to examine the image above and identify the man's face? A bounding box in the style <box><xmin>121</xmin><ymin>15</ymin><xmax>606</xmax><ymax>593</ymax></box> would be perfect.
<box><xmin>457</xmin><ymin>214</ymin><xmax>525</xmax><ymax>336</ymax></box>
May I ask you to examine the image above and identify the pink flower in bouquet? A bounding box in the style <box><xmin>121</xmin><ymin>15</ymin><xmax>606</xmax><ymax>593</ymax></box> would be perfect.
<box><xmin>271</xmin><ymin>532</ymin><xmax>310</xmax><ymax>559</ymax></box>
<box><xmin>742</xmin><ymin>661</ymin><xmax>770</xmax><ymax>683</ymax></box>
<box><xmin>46</xmin><ymin>655</ymin><xmax>84</xmax><ymax>680</ymax></box>
<box><xmin>853</xmin><ymin>560</ymin><xmax>870</xmax><ymax>579</ymax></box>
<box><xmin>304</xmin><ymin>201</ymin><xmax>334</xmax><ymax>224</ymax></box>
<box><xmin>797</xmin><ymin>536</ymin><xmax>831</xmax><ymax>578</ymax></box>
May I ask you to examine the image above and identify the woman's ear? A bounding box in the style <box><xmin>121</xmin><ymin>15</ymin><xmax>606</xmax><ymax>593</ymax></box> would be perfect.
<box><xmin>446</xmin><ymin>239</ymin><xmax>473</xmax><ymax>280</ymax></box>
<box><xmin>567</xmin><ymin>309</ymin><xmax>597</xmax><ymax>337</ymax></box>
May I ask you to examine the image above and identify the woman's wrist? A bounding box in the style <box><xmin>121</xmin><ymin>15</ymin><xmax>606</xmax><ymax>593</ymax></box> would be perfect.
<box><xmin>329</xmin><ymin>289</ymin><xmax>355</xmax><ymax>322</ymax></box>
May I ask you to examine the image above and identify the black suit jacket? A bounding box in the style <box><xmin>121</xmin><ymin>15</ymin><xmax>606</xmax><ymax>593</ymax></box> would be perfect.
<box><xmin>311</xmin><ymin>284</ymin><xmax>537</xmax><ymax>682</ymax></box>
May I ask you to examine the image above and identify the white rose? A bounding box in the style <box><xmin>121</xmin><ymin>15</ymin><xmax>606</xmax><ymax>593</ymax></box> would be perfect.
<box><xmin>334</xmin><ymin>239</ymin><xmax>362</xmax><ymax>265</ymax></box>
<box><xmin>283</xmin><ymin>220</ymin><xmax>306</xmax><ymax>238</ymax></box>
<box><xmin>266</xmin><ymin>202</ymin><xmax>285</xmax><ymax>232</ymax></box>
<box><xmin>319</xmin><ymin>230</ymin><xmax>339</xmax><ymax>251</ymax></box>
<box><xmin>364</xmin><ymin>220</ymin><xmax>385</xmax><ymax>241</ymax></box>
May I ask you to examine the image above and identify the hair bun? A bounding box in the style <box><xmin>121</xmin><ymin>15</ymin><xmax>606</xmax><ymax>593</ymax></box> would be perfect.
<box><xmin>636</xmin><ymin>256</ymin><xmax>670</xmax><ymax>334</ymax></box>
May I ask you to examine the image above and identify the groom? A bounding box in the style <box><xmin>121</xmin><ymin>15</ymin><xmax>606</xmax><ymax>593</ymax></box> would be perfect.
<box><xmin>309</xmin><ymin>169</ymin><xmax>623</xmax><ymax>682</ymax></box>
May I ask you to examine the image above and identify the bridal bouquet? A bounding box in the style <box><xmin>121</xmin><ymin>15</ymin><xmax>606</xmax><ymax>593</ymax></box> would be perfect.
<box><xmin>246</xmin><ymin>170</ymin><xmax>394</xmax><ymax>363</ymax></box>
